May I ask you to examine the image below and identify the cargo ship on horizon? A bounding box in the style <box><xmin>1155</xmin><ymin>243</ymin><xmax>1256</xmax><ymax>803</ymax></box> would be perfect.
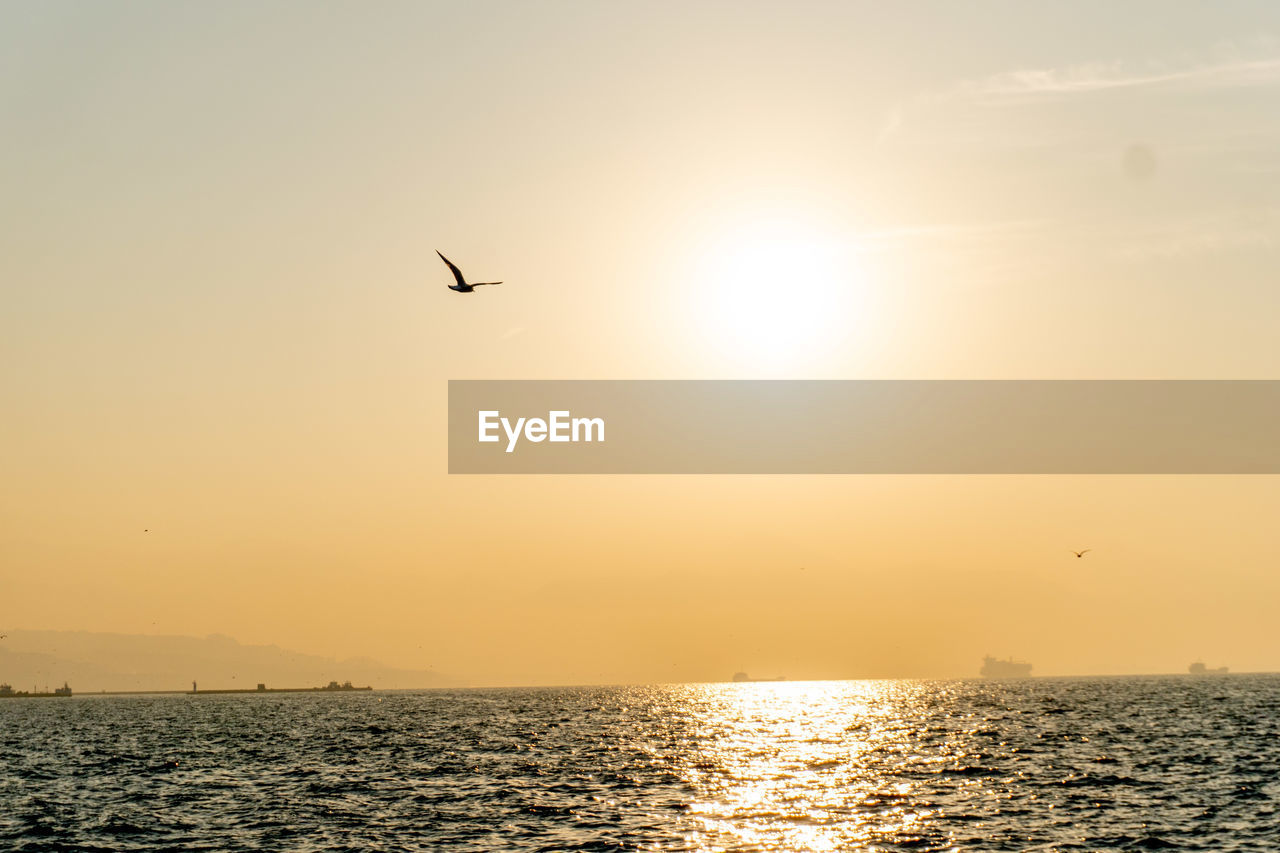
<box><xmin>731</xmin><ymin>672</ymin><xmax>787</xmax><ymax>683</ymax></box>
<box><xmin>1188</xmin><ymin>662</ymin><xmax>1228</xmax><ymax>675</ymax></box>
<box><xmin>980</xmin><ymin>656</ymin><xmax>1032</xmax><ymax>678</ymax></box>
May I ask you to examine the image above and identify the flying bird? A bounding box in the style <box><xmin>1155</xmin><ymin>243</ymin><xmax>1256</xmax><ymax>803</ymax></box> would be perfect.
<box><xmin>1072</xmin><ymin>549</ymin><xmax>1091</xmax><ymax>558</ymax></box>
<box><xmin>437</xmin><ymin>251</ymin><xmax>501</xmax><ymax>293</ymax></box>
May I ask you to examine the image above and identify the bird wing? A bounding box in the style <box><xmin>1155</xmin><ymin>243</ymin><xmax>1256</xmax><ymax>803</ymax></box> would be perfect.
<box><xmin>437</xmin><ymin>251</ymin><xmax>467</xmax><ymax>287</ymax></box>
<box><xmin>470</xmin><ymin>281</ymin><xmax>502</xmax><ymax>286</ymax></box>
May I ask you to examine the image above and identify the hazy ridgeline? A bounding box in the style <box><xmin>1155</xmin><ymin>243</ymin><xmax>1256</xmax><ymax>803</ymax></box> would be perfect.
<box><xmin>0</xmin><ymin>631</ymin><xmax>454</xmax><ymax>693</ymax></box>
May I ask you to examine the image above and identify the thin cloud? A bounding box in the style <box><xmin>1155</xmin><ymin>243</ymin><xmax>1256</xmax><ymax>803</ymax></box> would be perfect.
<box><xmin>857</xmin><ymin>219</ymin><xmax>1052</xmax><ymax>249</ymax></box>
<box><xmin>956</xmin><ymin>53</ymin><xmax>1280</xmax><ymax>103</ymax></box>
<box><xmin>873</xmin><ymin>107</ymin><xmax>904</xmax><ymax>148</ymax></box>
<box><xmin>1109</xmin><ymin>211</ymin><xmax>1278</xmax><ymax>261</ymax></box>
<box><xmin>876</xmin><ymin>42</ymin><xmax>1280</xmax><ymax>144</ymax></box>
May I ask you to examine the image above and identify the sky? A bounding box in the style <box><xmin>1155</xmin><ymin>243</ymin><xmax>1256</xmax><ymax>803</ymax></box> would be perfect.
<box><xmin>3</xmin><ymin>1</ymin><xmax>1279</xmax><ymax>687</ymax></box>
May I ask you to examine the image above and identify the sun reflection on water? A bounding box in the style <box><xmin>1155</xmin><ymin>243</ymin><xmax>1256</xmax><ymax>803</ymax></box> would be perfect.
<box><xmin>673</xmin><ymin>681</ymin><xmax>969</xmax><ymax>851</ymax></box>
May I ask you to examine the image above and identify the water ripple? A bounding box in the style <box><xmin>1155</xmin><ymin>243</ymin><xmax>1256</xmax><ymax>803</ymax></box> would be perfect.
<box><xmin>1</xmin><ymin>676</ymin><xmax>1278</xmax><ymax>850</ymax></box>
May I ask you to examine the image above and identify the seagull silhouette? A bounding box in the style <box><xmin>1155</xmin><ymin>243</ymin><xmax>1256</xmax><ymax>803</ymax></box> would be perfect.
<box><xmin>1072</xmin><ymin>549</ymin><xmax>1091</xmax><ymax>558</ymax></box>
<box><xmin>437</xmin><ymin>251</ymin><xmax>501</xmax><ymax>293</ymax></box>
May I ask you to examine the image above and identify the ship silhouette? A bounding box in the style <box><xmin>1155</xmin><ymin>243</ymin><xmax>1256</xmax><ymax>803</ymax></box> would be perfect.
<box><xmin>731</xmin><ymin>672</ymin><xmax>787</xmax><ymax>683</ymax></box>
<box><xmin>980</xmin><ymin>655</ymin><xmax>1032</xmax><ymax>678</ymax></box>
<box><xmin>1188</xmin><ymin>662</ymin><xmax>1228</xmax><ymax>675</ymax></box>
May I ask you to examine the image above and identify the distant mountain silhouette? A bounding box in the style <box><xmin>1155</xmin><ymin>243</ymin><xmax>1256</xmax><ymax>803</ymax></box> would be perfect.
<box><xmin>0</xmin><ymin>630</ymin><xmax>457</xmax><ymax>692</ymax></box>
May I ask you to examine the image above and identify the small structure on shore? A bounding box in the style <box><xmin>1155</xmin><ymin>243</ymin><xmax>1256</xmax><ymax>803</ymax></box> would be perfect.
<box><xmin>0</xmin><ymin>682</ymin><xmax>72</xmax><ymax>698</ymax></box>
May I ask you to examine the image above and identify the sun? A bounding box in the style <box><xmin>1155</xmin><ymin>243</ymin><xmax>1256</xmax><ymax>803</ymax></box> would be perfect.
<box><xmin>685</xmin><ymin>215</ymin><xmax>868</xmax><ymax>375</ymax></box>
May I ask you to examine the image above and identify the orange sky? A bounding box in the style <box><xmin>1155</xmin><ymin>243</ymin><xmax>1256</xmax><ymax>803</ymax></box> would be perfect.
<box><xmin>4</xmin><ymin>2</ymin><xmax>1279</xmax><ymax>685</ymax></box>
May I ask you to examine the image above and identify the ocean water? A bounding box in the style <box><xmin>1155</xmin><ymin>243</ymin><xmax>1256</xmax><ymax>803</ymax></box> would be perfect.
<box><xmin>1</xmin><ymin>676</ymin><xmax>1277</xmax><ymax>851</ymax></box>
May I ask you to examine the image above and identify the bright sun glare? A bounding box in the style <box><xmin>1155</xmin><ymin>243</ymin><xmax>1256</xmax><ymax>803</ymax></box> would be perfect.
<box><xmin>688</xmin><ymin>216</ymin><xmax>868</xmax><ymax>374</ymax></box>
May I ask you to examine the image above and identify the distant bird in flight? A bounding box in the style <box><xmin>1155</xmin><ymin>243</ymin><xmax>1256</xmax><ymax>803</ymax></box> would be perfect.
<box><xmin>437</xmin><ymin>251</ymin><xmax>501</xmax><ymax>293</ymax></box>
<box><xmin>1072</xmin><ymin>549</ymin><xmax>1091</xmax><ymax>558</ymax></box>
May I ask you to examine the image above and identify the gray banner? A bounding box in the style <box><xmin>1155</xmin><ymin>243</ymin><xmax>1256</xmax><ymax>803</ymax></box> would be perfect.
<box><xmin>448</xmin><ymin>381</ymin><xmax>1280</xmax><ymax>474</ymax></box>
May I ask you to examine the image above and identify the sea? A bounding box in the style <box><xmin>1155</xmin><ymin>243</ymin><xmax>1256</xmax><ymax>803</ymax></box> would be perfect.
<box><xmin>2</xmin><ymin>675</ymin><xmax>1277</xmax><ymax>851</ymax></box>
